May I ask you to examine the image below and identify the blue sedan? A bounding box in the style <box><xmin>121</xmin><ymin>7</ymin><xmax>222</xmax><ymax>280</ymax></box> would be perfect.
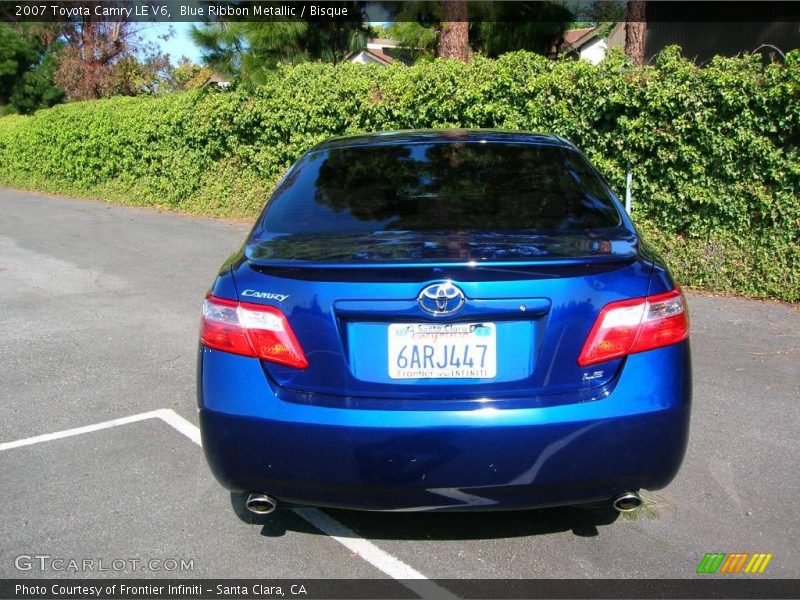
<box><xmin>197</xmin><ymin>130</ymin><xmax>691</xmax><ymax>514</ymax></box>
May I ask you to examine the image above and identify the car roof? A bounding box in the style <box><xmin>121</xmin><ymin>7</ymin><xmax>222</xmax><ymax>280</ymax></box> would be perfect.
<box><xmin>310</xmin><ymin>129</ymin><xmax>573</xmax><ymax>152</ymax></box>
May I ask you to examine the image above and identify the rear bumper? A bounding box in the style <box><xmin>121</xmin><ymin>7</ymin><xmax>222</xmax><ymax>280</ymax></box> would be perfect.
<box><xmin>198</xmin><ymin>342</ymin><xmax>691</xmax><ymax>511</ymax></box>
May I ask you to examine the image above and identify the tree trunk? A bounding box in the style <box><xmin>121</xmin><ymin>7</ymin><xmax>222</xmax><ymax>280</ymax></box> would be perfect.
<box><xmin>437</xmin><ymin>1</ymin><xmax>469</xmax><ymax>61</ymax></box>
<box><xmin>624</xmin><ymin>1</ymin><xmax>646</xmax><ymax>66</ymax></box>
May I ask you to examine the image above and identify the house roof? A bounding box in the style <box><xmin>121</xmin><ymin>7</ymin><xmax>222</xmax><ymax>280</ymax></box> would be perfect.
<box><xmin>199</xmin><ymin>71</ymin><xmax>232</xmax><ymax>88</ymax></box>
<box><xmin>366</xmin><ymin>48</ymin><xmax>394</xmax><ymax>64</ymax></box>
<box><xmin>563</xmin><ymin>27</ymin><xmax>595</xmax><ymax>46</ymax></box>
<box><xmin>207</xmin><ymin>72</ymin><xmax>230</xmax><ymax>84</ymax></box>
<box><xmin>561</xmin><ymin>26</ymin><xmax>603</xmax><ymax>51</ymax></box>
<box><xmin>348</xmin><ymin>48</ymin><xmax>395</xmax><ymax>65</ymax></box>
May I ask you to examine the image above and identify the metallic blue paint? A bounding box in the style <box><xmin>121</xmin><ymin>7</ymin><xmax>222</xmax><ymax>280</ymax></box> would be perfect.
<box><xmin>198</xmin><ymin>342</ymin><xmax>690</xmax><ymax>511</ymax></box>
<box><xmin>197</xmin><ymin>131</ymin><xmax>692</xmax><ymax>511</ymax></box>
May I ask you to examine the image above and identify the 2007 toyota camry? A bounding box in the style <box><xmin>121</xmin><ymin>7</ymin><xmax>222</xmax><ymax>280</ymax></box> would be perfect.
<box><xmin>197</xmin><ymin>130</ymin><xmax>691</xmax><ymax>514</ymax></box>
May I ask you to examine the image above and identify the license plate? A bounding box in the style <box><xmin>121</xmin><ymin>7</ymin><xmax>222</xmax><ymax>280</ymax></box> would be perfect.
<box><xmin>387</xmin><ymin>322</ymin><xmax>497</xmax><ymax>379</ymax></box>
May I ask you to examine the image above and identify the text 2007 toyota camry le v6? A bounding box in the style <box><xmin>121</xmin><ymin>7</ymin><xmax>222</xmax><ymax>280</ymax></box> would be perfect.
<box><xmin>197</xmin><ymin>130</ymin><xmax>691</xmax><ymax>514</ymax></box>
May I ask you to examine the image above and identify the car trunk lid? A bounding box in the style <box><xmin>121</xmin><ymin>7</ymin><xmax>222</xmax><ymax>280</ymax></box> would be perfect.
<box><xmin>232</xmin><ymin>229</ymin><xmax>650</xmax><ymax>402</ymax></box>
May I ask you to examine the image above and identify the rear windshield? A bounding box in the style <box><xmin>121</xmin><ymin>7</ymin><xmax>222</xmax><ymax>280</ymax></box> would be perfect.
<box><xmin>262</xmin><ymin>142</ymin><xmax>621</xmax><ymax>234</ymax></box>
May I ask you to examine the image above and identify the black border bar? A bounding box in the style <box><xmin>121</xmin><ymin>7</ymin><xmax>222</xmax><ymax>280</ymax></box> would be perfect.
<box><xmin>2</xmin><ymin>1</ymin><xmax>800</xmax><ymax>23</ymax></box>
<box><xmin>2</xmin><ymin>579</ymin><xmax>800</xmax><ymax>600</ymax></box>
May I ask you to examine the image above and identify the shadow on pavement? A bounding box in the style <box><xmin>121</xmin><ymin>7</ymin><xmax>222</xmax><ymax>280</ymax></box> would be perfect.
<box><xmin>230</xmin><ymin>492</ymin><xmax>619</xmax><ymax>540</ymax></box>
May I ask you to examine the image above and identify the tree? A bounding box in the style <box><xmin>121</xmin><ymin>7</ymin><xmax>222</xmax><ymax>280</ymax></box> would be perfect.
<box><xmin>387</xmin><ymin>22</ymin><xmax>439</xmax><ymax>59</ymax></box>
<box><xmin>162</xmin><ymin>57</ymin><xmax>213</xmax><ymax>92</ymax></box>
<box><xmin>191</xmin><ymin>5</ymin><xmax>369</xmax><ymax>84</ymax></box>
<box><xmin>563</xmin><ymin>0</ymin><xmax>625</xmax><ymax>25</ymax></box>
<box><xmin>389</xmin><ymin>1</ymin><xmax>573</xmax><ymax>62</ymax></box>
<box><xmin>624</xmin><ymin>0</ymin><xmax>646</xmax><ymax>65</ymax></box>
<box><xmin>52</xmin><ymin>17</ymin><xmax>170</xmax><ymax>100</ymax></box>
<box><xmin>438</xmin><ymin>1</ymin><xmax>469</xmax><ymax>61</ymax></box>
<box><xmin>583</xmin><ymin>0</ymin><xmax>625</xmax><ymax>23</ymax></box>
<box><xmin>471</xmin><ymin>2</ymin><xmax>574</xmax><ymax>58</ymax></box>
<box><xmin>0</xmin><ymin>24</ymin><xmax>64</xmax><ymax>114</ymax></box>
<box><xmin>108</xmin><ymin>53</ymin><xmax>171</xmax><ymax>96</ymax></box>
<box><xmin>367</xmin><ymin>24</ymin><xmax>392</xmax><ymax>39</ymax></box>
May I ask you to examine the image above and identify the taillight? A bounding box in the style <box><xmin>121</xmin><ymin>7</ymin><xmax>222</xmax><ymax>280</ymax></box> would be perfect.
<box><xmin>200</xmin><ymin>295</ymin><xmax>308</xmax><ymax>369</ymax></box>
<box><xmin>578</xmin><ymin>289</ymin><xmax>689</xmax><ymax>367</ymax></box>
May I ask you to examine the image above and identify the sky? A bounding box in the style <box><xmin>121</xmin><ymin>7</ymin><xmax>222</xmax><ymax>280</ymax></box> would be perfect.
<box><xmin>140</xmin><ymin>22</ymin><xmax>204</xmax><ymax>64</ymax></box>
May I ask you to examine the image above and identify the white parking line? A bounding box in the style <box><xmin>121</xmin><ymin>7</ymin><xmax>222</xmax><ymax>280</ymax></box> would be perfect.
<box><xmin>154</xmin><ymin>408</ymin><xmax>202</xmax><ymax>446</ymax></box>
<box><xmin>0</xmin><ymin>409</ymin><xmax>458</xmax><ymax>599</ymax></box>
<box><xmin>156</xmin><ymin>412</ymin><xmax>459</xmax><ymax>599</ymax></box>
<box><xmin>293</xmin><ymin>507</ymin><xmax>458</xmax><ymax>600</ymax></box>
<box><xmin>0</xmin><ymin>410</ymin><xmax>164</xmax><ymax>452</ymax></box>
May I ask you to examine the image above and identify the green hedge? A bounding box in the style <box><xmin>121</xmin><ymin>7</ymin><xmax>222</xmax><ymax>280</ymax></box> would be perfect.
<box><xmin>0</xmin><ymin>48</ymin><xmax>798</xmax><ymax>301</ymax></box>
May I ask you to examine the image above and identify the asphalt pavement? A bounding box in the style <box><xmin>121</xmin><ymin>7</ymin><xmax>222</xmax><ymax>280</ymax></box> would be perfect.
<box><xmin>1</xmin><ymin>189</ymin><xmax>798</xmax><ymax>583</ymax></box>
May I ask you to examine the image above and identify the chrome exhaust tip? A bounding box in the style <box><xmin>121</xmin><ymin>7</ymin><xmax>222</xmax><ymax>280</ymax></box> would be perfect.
<box><xmin>612</xmin><ymin>491</ymin><xmax>642</xmax><ymax>512</ymax></box>
<box><xmin>245</xmin><ymin>493</ymin><xmax>277</xmax><ymax>515</ymax></box>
